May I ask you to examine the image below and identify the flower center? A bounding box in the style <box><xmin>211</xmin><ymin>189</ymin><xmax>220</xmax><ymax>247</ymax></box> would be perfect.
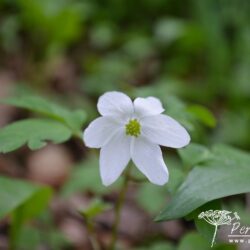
<box><xmin>125</xmin><ymin>119</ymin><xmax>141</xmax><ymax>137</ymax></box>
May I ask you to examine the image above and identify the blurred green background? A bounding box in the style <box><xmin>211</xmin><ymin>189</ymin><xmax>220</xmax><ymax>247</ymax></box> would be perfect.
<box><xmin>1</xmin><ymin>0</ymin><xmax>250</xmax><ymax>148</ymax></box>
<box><xmin>0</xmin><ymin>0</ymin><xmax>250</xmax><ymax>249</ymax></box>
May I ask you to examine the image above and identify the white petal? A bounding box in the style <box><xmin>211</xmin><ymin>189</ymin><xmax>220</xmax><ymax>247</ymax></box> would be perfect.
<box><xmin>83</xmin><ymin>117</ymin><xmax>121</xmax><ymax>148</ymax></box>
<box><xmin>97</xmin><ymin>91</ymin><xmax>133</xmax><ymax>119</ymax></box>
<box><xmin>141</xmin><ymin>114</ymin><xmax>190</xmax><ymax>148</ymax></box>
<box><xmin>131</xmin><ymin>137</ymin><xmax>169</xmax><ymax>185</ymax></box>
<box><xmin>100</xmin><ymin>130</ymin><xmax>131</xmax><ymax>186</ymax></box>
<box><xmin>134</xmin><ymin>97</ymin><xmax>164</xmax><ymax>118</ymax></box>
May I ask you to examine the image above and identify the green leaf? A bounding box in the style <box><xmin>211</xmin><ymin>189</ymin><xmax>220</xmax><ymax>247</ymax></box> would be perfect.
<box><xmin>156</xmin><ymin>145</ymin><xmax>250</xmax><ymax>221</ymax></box>
<box><xmin>195</xmin><ymin>218</ymin><xmax>215</xmax><ymax>243</ymax></box>
<box><xmin>178</xmin><ymin>143</ymin><xmax>212</xmax><ymax>167</ymax></box>
<box><xmin>0</xmin><ymin>176</ymin><xmax>52</xmax><ymax>249</ymax></box>
<box><xmin>225</xmin><ymin>200</ymin><xmax>250</xmax><ymax>225</ymax></box>
<box><xmin>212</xmin><ymin>144</ymin><xmax>250</xmax><ymax>167</ymax></box>
<box><xmin>177</xmin><ymin>232</ymin><xmax>210</xmax><ymax>250</ymax></box>
<box><xmin>137</xmin><ymin>184</ymin><xmax>166</xmax><ymax>213</ymax></box>
<box><xmin>27</xmin><ymin>210</ymin><xmax>69</xmax><ymax>250</ymax></box>
<box><xmin>213</xmin><ymin>244</ymin><xmax>237</xmax><ymax>250</ymax></box>
<box><xmin>16</xmin><ymin>225</ymin><xmax>40</xmax><ymax>249</ymax></box>
<box><xmin>61</xmin><ymin>155</ymin><xmax>121</xmax><ymax>197</ymax></box>
<box><xmin>17</xmin><ymin>0</ymin><xmax>84</xmax><ymax>54</ymax></box>
<box><xmin>3</xmin><ymin>96</ymin><xmax>86</xmax><ymax>133</ymax></box>
<box><xmin>137</xmin><ymin>164</ymin><xmax>185</xmax><ymax>213</ymax></box>
<box><xmin>10</xmin><ymin>187</ymin><xmax>53</xmax><ymax>249</ymax></box>
<box><xmin>15</xmin><ymin>188</ymin><xmax>53</xmax><ymax>222</ymax></box>
<box><xmin>167</xmin><ymin>166</ymin><xmax>186</xmax><ymax>194</ymax></box>
<box><xmin>0</xmin><ymin>176</ymin><xmax>52</xmax><ymax>219</ymax></box>
<box><xmin>0</xmin><ymin>118</ymin><xmax>72</xmax><ymax>153</ymax></box>
<box><xmin>80</xmin><ymin>199</ymin><xmax>111</xmax><ymax>219</ymax></box>
<box><xmin>177</xmin><ymin>233</ymin><xmax>236</xmax><ymax>250</ymax></box>
<box><xmin>212</xmin><ymin>111</ymin><xmax>250</xmax><ymax>147</ymax></box>
<box><xmin>187</xmin><ymin>105</ymin><xmax>216</xmax><ymax>128</ymax></box>
<box><xmin>61</xmin><ymin>156</ymin><xmax>103</xmax><ymax>196</ymax></box>
<box><xmin>164</xmin><ymin>96</ymin><xmax>194</xmax><ymax>131</ymax></box>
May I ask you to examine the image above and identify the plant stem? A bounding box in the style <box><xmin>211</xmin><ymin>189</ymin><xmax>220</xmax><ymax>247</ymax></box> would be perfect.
<box><xmin>211</xmin><ymin>225</ymin><xmax>218</xmax><ymax>247</ymax></box>
<box><xmin>86</xmin><ymin>219</ymin><xmax>101</xmax><ymax>250</ymax></box>
<box><xmin>109</xmin><ymin>168</ymin><xmax>131</xmax><ymax>250</ymax></box>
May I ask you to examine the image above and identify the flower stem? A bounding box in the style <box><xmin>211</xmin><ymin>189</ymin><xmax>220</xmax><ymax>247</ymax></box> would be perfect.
<box><xmin>109</xmin><ymin>167</ymin><xmax>131</xmax><ymax>250</ymax></box>
<box><xmin>86</xmin><ymin>218</ymin><xmax>101</xmax><ymax>250</ymax></box>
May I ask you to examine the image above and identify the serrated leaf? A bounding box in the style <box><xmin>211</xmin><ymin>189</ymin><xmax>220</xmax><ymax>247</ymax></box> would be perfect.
<box><xmin>0</xmin><ymin>118</ymin><xmax>72</xmax><ymax>153</ymax></box>
<box><xmin>3</xmin><ymin>96</ymin><xmax>86</xmax><ymax>133</ymax></box>
<box><xmin>156</xmin><ymin>145</ymin><xmax>250</xmax><ymax>221</ymax></box>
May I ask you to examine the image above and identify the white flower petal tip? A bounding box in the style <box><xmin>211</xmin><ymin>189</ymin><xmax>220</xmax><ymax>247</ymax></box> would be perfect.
<box><xmin>100</xmin><ymin>173</ymin><xmax>119</xmax><ymax>186</ymax></box>
<box><xmin>134</xmin><ymin>96</ymin><xmax>165</xmax><ymax>117</ymax></box>
<box><xmin>152</xmin><ymin>176</ymin><xmax>169</xmax><ymax>186</ymax></box>
<box><xmin>97</xmin><ymin>91</ymin><xmax>133</xmax><ymax>118</ymax></box>
<box><xmin>101</xmin><ymin>177</ymin><xmax>115</xmax><ymax>187</ymax></box>
<box><xmin>147</xmin><ymin>169</ymin><xmax>169</xmax><ymax>186</ymax></box>
<box><xmin>132</xmin><ymin>138</ymin><xmax>169</xmax><ymax>186</ymax></box>
<box><xmin>181</xmin><ymin>131</ymin><xmax>191</xmax><ymax>147</ymax></box>
<box><xmin>141</xmin><ymin>114</ymin><xmax>191</xmax><ymax>149</ymax></box>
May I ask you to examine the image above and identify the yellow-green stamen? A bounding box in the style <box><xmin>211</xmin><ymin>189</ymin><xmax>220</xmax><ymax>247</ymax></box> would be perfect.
<box><xmin>125</xmin><ymin>119</ymin><xmax>141</xmax><ymax>137</ymax></box>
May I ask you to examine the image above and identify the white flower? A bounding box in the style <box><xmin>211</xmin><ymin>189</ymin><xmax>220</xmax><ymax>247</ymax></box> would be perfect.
<box><xmin>83</xmin><ymin>91</ymin><xmax>190</xmax><ymax>186</ymax></box>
